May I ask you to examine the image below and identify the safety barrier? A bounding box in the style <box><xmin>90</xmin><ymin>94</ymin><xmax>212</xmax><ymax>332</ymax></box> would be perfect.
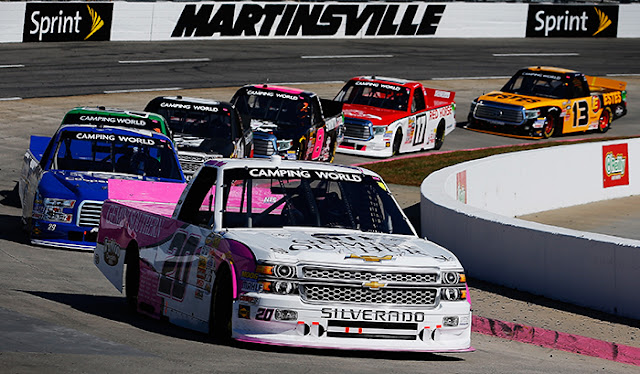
<box><xmin>420</xmin><ymin>138</ymin><xmax>640</xmax><ymax>319</ymax></box>
<box><xmin>1</xmin><ymin>2</ymin><xmax>639</xmax><ymax>43</ymax></box>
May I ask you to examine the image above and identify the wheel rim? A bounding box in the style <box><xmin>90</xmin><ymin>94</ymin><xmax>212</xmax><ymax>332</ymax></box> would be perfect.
<box><xmin>599</xmin><ymin>110</ymin><xmax>610</xmax><ymax>130</ymax></box>
<box><xmin>543</xmin><ymin>116</ymin><xmax>554</xmax><ymax>137</ymax></box>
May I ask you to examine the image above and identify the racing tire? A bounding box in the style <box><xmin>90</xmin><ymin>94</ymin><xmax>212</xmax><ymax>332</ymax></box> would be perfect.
<box><xmin>209</xmin><ymin>265</ymin><xmax>233</xmax><ymax>343</ymax></box>
<box><xmin>541</xmin><ymin>115</ymin><xmax>557</xmax><ymax>139</ymax></box>
<box><xmin>125</xmin><ymin>245</ymin><xmax>140</xmax><ymax>312</ymax></box>
<box><xmin>392</xmin><ymin>130</ymin><xmax>402</xmax><ymax>156</ymax></box>
<box><xmin>434</xmin><ymin>121</ymin><xmax>445</xmax><ymax>150</ymax></box>
<box><xmin>598</xmin><ymin>108</ymin><xmax>612</xmax><ymax>133</ymax></box>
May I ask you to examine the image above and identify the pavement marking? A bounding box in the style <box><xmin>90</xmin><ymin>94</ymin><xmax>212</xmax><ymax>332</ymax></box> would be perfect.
<box><xmin>0</xmin><ymin>97</ymin><xmax>22</xmax><ymax>101</ymax></box>
<box><xmin>473</xmin><ymin>316</ymin><xmax>640</xmax><ymax>366</ymax></box>
<box><xmin>0</xmin><ymin>64</ymin><xmax>25</xmax><ymax>69</ymax></box>
<box><xmin>118</xmin><ymin>58</ymin><xmax>211</xmax><ymax>64</ymax></box>
<box><xmin>104</xmin><ymin>87</ymin><xmax>182</xmax><ymax>94</ymax></box>
<box><xmin>607</xmin><ymin>73</ymin><xmax>640</xmax><ymax>77</ymax></box>
<box><xmin>301</xmin><ymin>54</ymin><xmax>393</xmax><ymax>59</ymax></box>
<box><xmin>492</xmin><ymin>53</ymin><xmax>580</xmax><ymax>57</ymax></box>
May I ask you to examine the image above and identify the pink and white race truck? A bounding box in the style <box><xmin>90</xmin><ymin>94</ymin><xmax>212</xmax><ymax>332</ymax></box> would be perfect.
<box><xmin>94</xmin><ymin>156</ymin><xmax>472</xmax><ymax>352</ymax></box>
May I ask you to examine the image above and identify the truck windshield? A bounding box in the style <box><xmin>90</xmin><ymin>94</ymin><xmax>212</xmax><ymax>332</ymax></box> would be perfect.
<box><xmin>53</xmin><ymin>131</ymin><xmax>183</xmax><ymax>180</ymax></box>
<box><xmin>153</xmin><ymin>107</ymin><xmax>235</xmax><ymax>152</ymax></box>
<box><xmin>335</xmin><ymin>81</ymin><xmax>410</xmax><ymax>111</ymax></box>
<box><xmin>501</xmin><ymin>71</ymin><xmax>567</xmax><ymax>99</ymax></box>
<box><xmin>233</xmin><ymin>89</ymin><xmax>312</xmax><ymax>129</ymax></box>
<box><xmin>218</xmin><ymin>168</ymin><xmax>414</xmax><ymax>235</ymax></box>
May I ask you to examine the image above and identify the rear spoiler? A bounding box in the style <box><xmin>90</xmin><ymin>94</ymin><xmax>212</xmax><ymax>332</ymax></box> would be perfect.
<box><xmin>320</xmin><ymin>99</ymin><xmax>344</xmax><ymax>119</ymax></box>
<box><xmin>585</xmin><ymin>75</ymin><xmax>627</xmax><ymax>91</ymax></box>
<box><xmin>107</xmin><ymin>179</ymin><xmax>186</xmax><ymax>217</ymax></box>
<box><xmin>425</xmin><ymin>88</ymin><xmax>456</xmax><ymax>108</ymax></box>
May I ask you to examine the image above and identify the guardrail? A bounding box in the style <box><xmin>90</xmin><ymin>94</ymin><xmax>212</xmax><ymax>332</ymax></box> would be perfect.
<box><xmin>1</xmin><ymin>2</ymin><xmax>639</xmax><ymax>42</ymax></box>
<box><xmin>420</xmin><ymin>139</ymin><xmax>640</xmax><ymax>320</ymax></box>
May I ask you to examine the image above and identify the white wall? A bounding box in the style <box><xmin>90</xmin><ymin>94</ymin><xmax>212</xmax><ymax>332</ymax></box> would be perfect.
<box><xmin>2</xmin><ymin>2</ymin><xmax>639</xmax><ymax>43</ymax></box>
<box><xmin>421</xmin><ymin>139</ymin><xmax>640</xmax><ymax>320</ymax></box>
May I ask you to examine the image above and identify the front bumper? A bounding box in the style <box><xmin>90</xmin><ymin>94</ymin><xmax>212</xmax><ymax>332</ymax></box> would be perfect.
<box><xmin>232</xmin><ymin>294</ymin><xmax>472</xmax><ymax>352</ymax></box>
<box><xmin>30</xmin><ymin>219</ymin><xmax>97</xmax><ymax>251</ymax></box>
<box><xmin>337</xmin><ymin>138</ymin><xmax>394</xmax><ymax>158</ymax></box>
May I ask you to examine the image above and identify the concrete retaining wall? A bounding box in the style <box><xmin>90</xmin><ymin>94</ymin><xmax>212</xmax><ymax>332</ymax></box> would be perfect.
<box><xmin>421</xmin><ymin>139</ymin><xmax>640</xmax><ymax>319</ymax></box>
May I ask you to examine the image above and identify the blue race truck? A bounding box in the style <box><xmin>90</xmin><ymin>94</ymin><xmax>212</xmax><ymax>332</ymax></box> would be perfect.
<box><xmin>19</xmin><ymin>111</ymin><xmax>185</xmax><ymax>250</ymax></box>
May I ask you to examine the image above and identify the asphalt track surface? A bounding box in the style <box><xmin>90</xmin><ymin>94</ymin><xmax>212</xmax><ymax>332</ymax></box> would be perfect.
<box><xmin>1</xmin><ymin>39</ymin><xmax>639</xmax><ymax>373</ymax></box>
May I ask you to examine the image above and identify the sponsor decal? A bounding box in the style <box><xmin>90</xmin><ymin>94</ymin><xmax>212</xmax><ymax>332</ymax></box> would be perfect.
<box><xmin>602</xmin><ymin>91</ymin><xmax>622</xmax><ymax>106</ymax></box>
<box><xmin>456</xmin><ymin>170</ymin><xmax>467</xmax><ymax>204</ymax></box>
<box><xmin>321</xmin><ymin>308</ymin><xmax>427</xmax><ymax>323</ymax></box>
<box><xmin>103</xmin><ymin>237</ymin><xmax>121</xmax><ymax>266</ymax></box>
<box><xmin>160</xmin><ymin>102</ymin><xmax>220</xmax><ymax>112</ymax></box>
<box><xmin>69</xmin><ymin>131</ymin><xmax>158</xmax><ymax>146</ymax></box>
<box><xmin>485</xmin><ymin>92</ymin><xmax>541</xmax><ymax>104</ymax></box>
<box><xmin>289</xmin><ymin>233</ymin><xmax>424</xmax><ymax>255</ymax></box>
<box><xmin>345</xmin><ymin>254</ymin><xmax>394</xmax><ymax>262</ymax></box>
<box><xmin>24</xmin><ymin>3</ymin><xmax>113</xmax><ymax>42</ymax></box>
<box><xmin>103</xmin><ymin>204</ymin><xmax>163</xmax><ymax>238</ymax></box>
<box><xmin>602</xmin><ymin>143</ymin><xmax>629</xmax><ymax>188</ymax></box>
<box><xmin>355</xmin><ymin>81</ymin><xmax>402</xmax><ymax>91</ymax></box>
<box><xmin>248</xmin><ymin>168</ymin><xmax>363</xmax><ymax>182</ymax></box>
<box><xmin>171</xmin><ymin>3</ymin><xmax>446</xmax><ymax>38</ymax></box>
<box><xmin>526</xmin><ymin>5</ymin><xmax>618</xmax><ymax>38</ymax></box>
<box><xmin>238</xmin><ymin>304</ymin><xmax>251</xmax><ymax>319</ymax></box>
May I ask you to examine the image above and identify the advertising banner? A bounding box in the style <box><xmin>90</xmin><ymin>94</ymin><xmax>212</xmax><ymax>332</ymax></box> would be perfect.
<box><xmin>602</xmin><ymin>143</ymin><xmax>629</xmax><ymax>188</ymax></box>
<box><xmin>23</xmin><ymin>2</ymin><xmax>113</xmax><ymax>42</ymax></box>
<box><xmin>526</xmin><ymin>5</ymin><xmax>618</xmax><ymax>38</ymax></box>
<box><xmin>169</xmin><ymin>3</ymin><xmax>446</xmax><ymax>39</ymax></box>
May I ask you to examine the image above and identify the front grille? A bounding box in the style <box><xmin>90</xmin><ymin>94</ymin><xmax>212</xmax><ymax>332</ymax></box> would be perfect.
<box><xmin>254</xmin><ymin>137</ymin><xmax>276</xmax><ymax>156</ymax></box>
<box><xmin>474</xmin><ymin>101</ymin><xmax>524</xmax><ymax>125</ymax></box>
<box><xmin>180</xmin><ymin>160</ymin><xmax>202</xmax><ymax>173</ymax></box>
<box><xmin>302</xmin><ymin>284</ymin><xmax>437</xmax><ymax>305</ymax></box>
<box><xmin>303</xmin><ymin>267</ymin><xmax>437</xmax><ymax>283</ymax></box>
<box><xmin>77</xmin><ymin>200</ymin><xmax>103</xmax><ymax>227</ymax></box>
<box><xmin>343</xmin><ymin>118</ymin><xmax>373</xmax><ymax>140</ymax></box>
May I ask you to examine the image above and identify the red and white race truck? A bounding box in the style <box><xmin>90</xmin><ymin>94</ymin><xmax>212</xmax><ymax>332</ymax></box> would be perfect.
<box><xmin>334</xmin><ymin>76</ymin><xmax>456</xmax><ymax>157</ymax></box>
<box><xmin>94</xmin><ymin>156</ymin><xmax>472</xmax><ymax>352</ymax></box>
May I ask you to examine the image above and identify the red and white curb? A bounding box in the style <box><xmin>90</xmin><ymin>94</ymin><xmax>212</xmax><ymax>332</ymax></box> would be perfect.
<box><xmin>473</xmin><ymin>316</ymin><xmax>640</xmax><ymax>366</ymax></box>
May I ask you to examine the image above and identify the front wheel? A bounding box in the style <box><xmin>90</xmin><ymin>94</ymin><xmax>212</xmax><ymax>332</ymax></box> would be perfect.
<box><xmin>598</xmin><ymin>108</ymin><xmax>611</xmax><ymax>133</ymax></box>
<box><xmin>209</xmin><ymin>266</ymin><xmax>233</xmax><ymax>343</ymax></box>
<box><xmin>541</xmin><ymin>115</ymin><xmax>557</xmax><ymax>139</ymax></box>
<box><xmin>392</xmin><ymin>130</ymin><xmax>402</xmax><ymax>156</ymax></box>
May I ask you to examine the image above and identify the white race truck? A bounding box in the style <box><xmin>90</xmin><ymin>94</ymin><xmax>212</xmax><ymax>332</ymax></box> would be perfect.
<box><xmin>94</xmin><ymin>156</ymin><xmax>472</xmax><ymax>352</ymax></box>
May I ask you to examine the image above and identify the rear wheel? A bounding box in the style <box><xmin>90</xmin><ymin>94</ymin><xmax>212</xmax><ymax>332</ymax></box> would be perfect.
<box><xmin>434</xmin><ymin>121</ymin><xmax>445</xmax><ymax>150</ymax></box>
<box><xmin>209</xmin><ymin>265</ymin><xmax>233</xmax><ymax>343</ymax></box>
<box><xmin>598</xmin><ymin>108</ymin><xmax>611</xmax><ymax>133</ymax></box>
<box><xmin>541</xmin><ymin>115</ymin><xmax>556</xmax><ymax>139</ymax></box>
<box><xmin>125</xmin><ymin>245</ymin><xmax>140</xmax><ymax>312</ymax></box>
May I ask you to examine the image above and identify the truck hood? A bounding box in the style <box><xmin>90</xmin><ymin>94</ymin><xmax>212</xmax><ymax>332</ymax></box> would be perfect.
<box><xmin>39</xmin><ymin>170</ymin><xmax>110</xmax><ymax>201</ymax></box>
<box><xmin>343</xmin><ymin>104</ymin><xmax>406</xmax><ymax>127</ymax></box>
<box><xmin>477</xmin><ymin>90</ymin><xmax>563</xmax><ymax>110</ymax></box>
<box><xmin>226</xmin><ymin>228</ymin><xmax>462</xmax><ymax>268</ymax></box>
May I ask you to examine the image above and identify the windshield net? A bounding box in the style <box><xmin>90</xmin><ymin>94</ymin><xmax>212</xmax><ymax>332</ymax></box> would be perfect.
<box><xmin>155</xmin><ymin>107</ymin><xmax>235</xmax><ymax>151</ymax></box>
<box><xmin>335</xmin><ymin>81</ymin><xmax>410</xmax><ymax>111</ymax></box>
<box><xmin>234</xmin><ymin>89</ymin><xmax>312</xmax><ymax>128</ymax></box>
<box><xmin>216</xmin><ymin>168</ymin><xmax>413</xmax><ymax>235</ymax></box>
<box><xmin>501</xmin><ymin>71</ymin><xmax>567</xmax><ymax>99</ymax></box>
<box><xmin>54</xmin><ymin>131</ymin><xmax>183</xmax><ymax>180</ymax></box>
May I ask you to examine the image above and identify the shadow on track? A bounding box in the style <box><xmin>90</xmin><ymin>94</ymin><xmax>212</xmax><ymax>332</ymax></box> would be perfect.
<box><xmin>22</xmin><ymin>290</ymin><xmax>464</xmax><ymax>362</ymax></box>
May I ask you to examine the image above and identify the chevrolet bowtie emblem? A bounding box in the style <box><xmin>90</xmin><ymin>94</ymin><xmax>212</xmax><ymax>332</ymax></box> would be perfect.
<box><xmin>363</xmin><ymin>281</ymin><xmax>386</xmax><ymax>289</ymax></box>
<box><xmin>345</xmin><ymin>254</ymin><xmax>394</xmax><ymax>262</ymax></box>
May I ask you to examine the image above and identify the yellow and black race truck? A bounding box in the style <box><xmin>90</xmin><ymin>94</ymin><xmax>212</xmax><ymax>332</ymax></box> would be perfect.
<box><xmin>467</xmin><ymin>66</ymin><xmax>627</xmax><ymax>139</ymax></box>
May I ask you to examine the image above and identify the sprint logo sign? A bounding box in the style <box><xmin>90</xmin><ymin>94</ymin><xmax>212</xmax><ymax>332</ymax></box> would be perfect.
<box><xmin>23</xmin><ymin>3</ymin><xmax>113</xmax><ymax>42</ymax></box>
<box><xmin>526</xmin><ymin>5</ymin><xmax>618</xmax><ymax>38</ymax></box>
